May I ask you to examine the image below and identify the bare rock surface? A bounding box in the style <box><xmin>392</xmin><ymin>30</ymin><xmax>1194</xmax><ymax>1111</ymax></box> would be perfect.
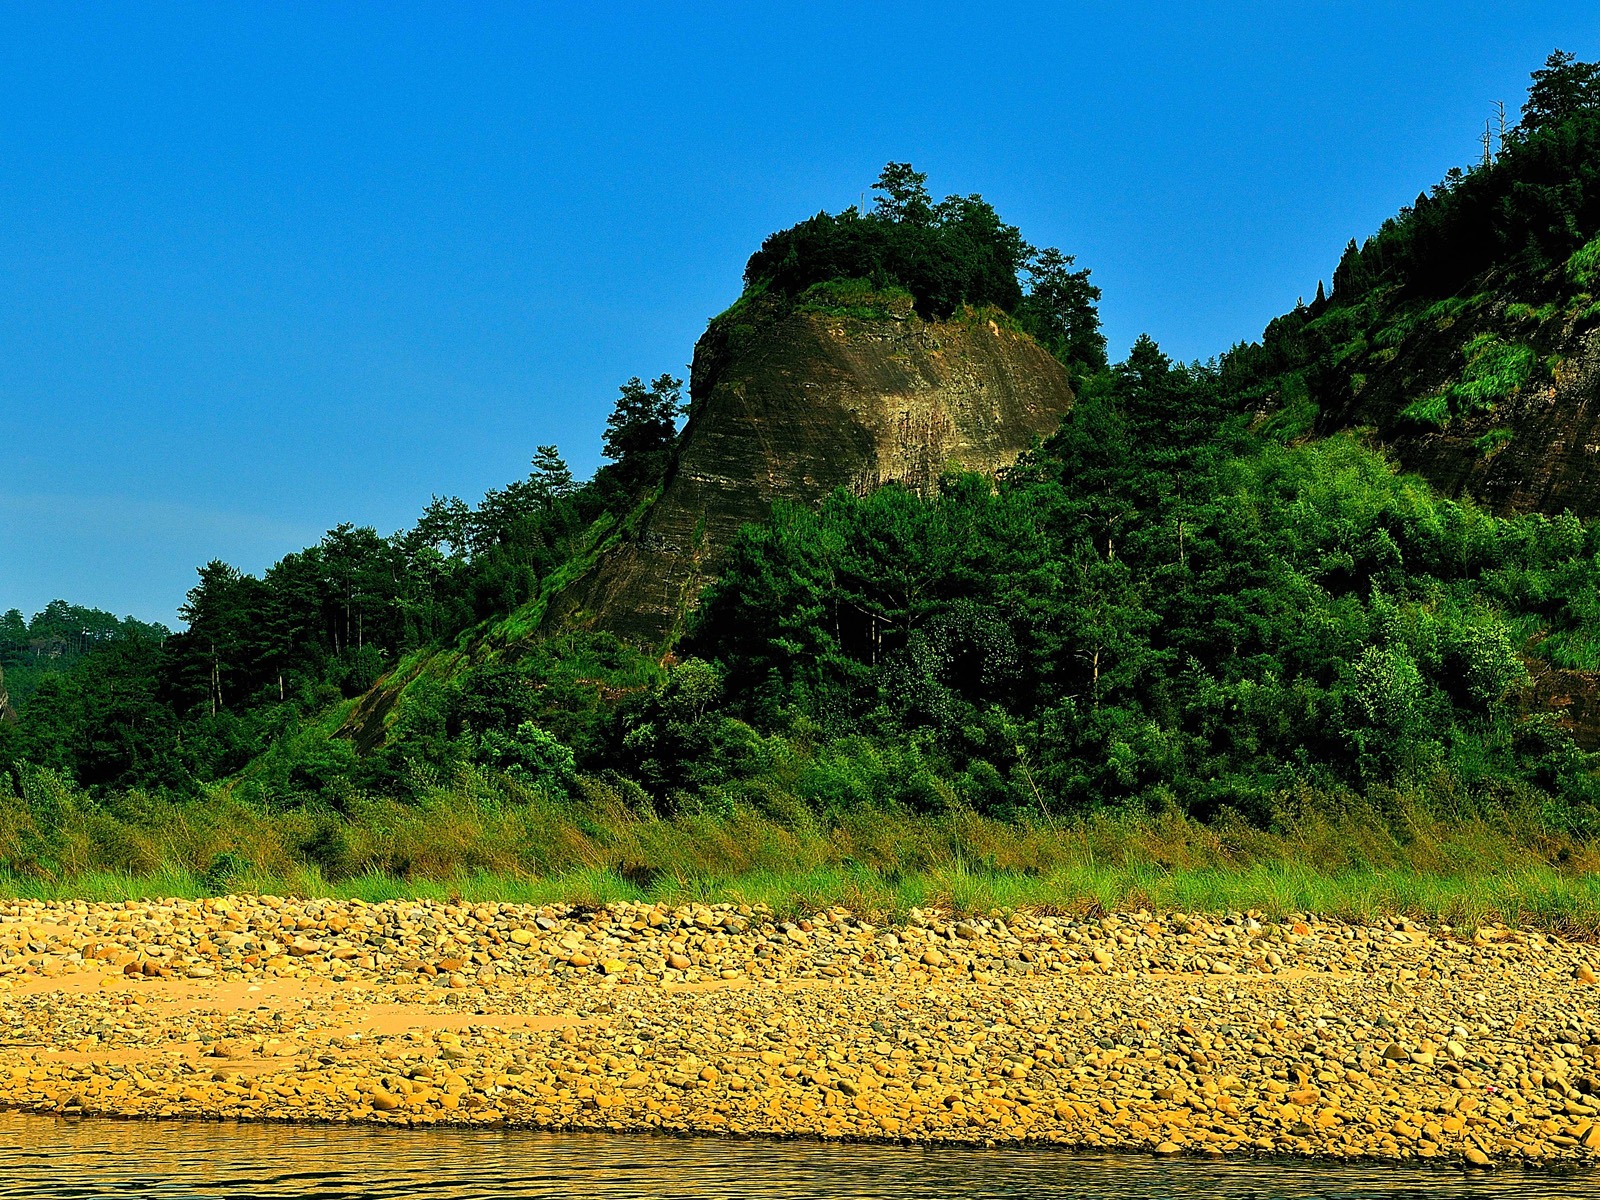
<box><xmin>1326</xmin><ymin>313</ymin><xmax>1600</xmax><ymax>521</ymax></box>
<box><xmin>555</xmin><ymin>298</ymin><xmax>1075</xmax><ymax>645</ymax></box>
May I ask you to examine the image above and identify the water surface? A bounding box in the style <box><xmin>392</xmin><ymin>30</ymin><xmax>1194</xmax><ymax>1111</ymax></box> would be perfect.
<box><xmin>0</xmin><ymin>1113</ymin><xmax>1592</xmax><ymax>1198</ymax></box>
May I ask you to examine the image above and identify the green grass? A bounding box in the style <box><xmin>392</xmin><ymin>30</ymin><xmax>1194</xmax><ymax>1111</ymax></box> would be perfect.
<box><xmin>1474</xmin><ymin>427</ymin><xmax>1514</xmax><ymax>455</ymax></box>
<box><xmin>1256</xmin><ymin>374</ymin><xmax>1319</xmax><ymax>442</ymax></box>
<box><xmin>1400</xmin><ymin>334</ymin><xmax>1540</xmax><ymax>429</ymax></box>
<box><xmin>1567</xmin><ymin>235</ymin><xmax>1600</xmax><ymax>288</ymax></box>
<box><xmin>7</xmin><ymin>856</ymin><xmax>1600</xmax><ymax>935</ymax></box>
<box><xmin>794</xmin><ymin>279</ymin><xmax>916</xmax><ymax>321</ymax></box>
<box><xmin>7</xmin><ymin>760</ymin><xmax>1600</xmax><ymax>931</ymax></box>
<box><xmin>1422</xmin><ymin>295</ymin><xmax>1477</xmax><ymax>326</ymax></box>
<box><xmin>1400</xmin><ymin>391</ymin><xmax>1452</xmax><ymax>429</ymax></box>
<box><xmin>1450</xmin><ymin>333</ymin><xmax>1537</xmax><ymax>410</ymax></box>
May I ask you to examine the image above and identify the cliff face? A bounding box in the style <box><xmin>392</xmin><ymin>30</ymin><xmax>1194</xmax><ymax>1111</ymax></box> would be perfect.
<box><xmin>0</xmin><ymin>667</ymin><xmax>15</xmax><ymax>724</ymax></box>
<box><xmin>556</xmin><ymin>296</ymin><xmax>1076</xmax><ymax>645</ymax></box>
<box><xmin>1322</xmin><ymin>312</ymin><xmax>1600</xmax><ymax>518</ymax></box>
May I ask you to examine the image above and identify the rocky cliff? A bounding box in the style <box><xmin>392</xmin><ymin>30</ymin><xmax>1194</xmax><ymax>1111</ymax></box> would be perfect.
<box><xmin>554</xmin><ymin>294</ymin><xmax>1076</xmax><ymax>645</ymax></box>
<box><xmin>0</xmin><ymin>666</ymin><xmax>15</xmax><ymax>724</ymax></box>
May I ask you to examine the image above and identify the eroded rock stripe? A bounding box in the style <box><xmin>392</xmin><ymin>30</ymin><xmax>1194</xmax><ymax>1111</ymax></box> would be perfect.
<box><xmin>1</xmin><ymin>897</ymin><xmax>1598</xmax><ymax>1167</ymax></box>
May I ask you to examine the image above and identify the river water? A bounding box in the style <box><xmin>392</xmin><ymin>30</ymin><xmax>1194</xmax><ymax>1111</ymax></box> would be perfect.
<box><xmin>0</xmin><ymin>1113</ymin><xmax>1593</xmax><ymax>1198</ymax></box>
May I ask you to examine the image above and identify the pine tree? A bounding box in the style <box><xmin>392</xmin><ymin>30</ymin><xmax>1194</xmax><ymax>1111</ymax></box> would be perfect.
<box><xmin>871</xmin><ymin>162</ymin><xmax>932</xmax><ymax>225</ymax></box>
<box><xmin>529</xmin><ymin>445</ymin><xmax>575</xmax><ymax>500</ymax></box>
<box><xmin>1017</xmin><ymin>247</ymin><xmax>1108</xmax><ymax>375</ymax></box>
<box><xmin>601</xmin><ymin>374</ymin><xmax>683</xmax><ymax>495</ymax></box>
<box><xmin>1331</xmin><ymin>239</ymin><xmax>1370</xmax><ymax>298</ymax></box>
<box><xmin>1521</xmin><ymin>49</ymin><xmax>1600</xmax><ymax>133</ymax></box>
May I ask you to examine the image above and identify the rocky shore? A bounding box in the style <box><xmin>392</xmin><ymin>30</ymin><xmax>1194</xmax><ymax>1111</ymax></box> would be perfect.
<box><xmin>1</xmin><ymin>895</ymin><xmax>1598</xmax><ymax>1168</ymax></box>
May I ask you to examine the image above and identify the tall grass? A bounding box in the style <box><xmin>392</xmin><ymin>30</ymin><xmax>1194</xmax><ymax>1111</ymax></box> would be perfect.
<box><xmin>2</xmin><ymin>766</ymin><xmax>1598</xmax><ymax>930</ymax></box>
<box><xmin>4</xmin><ymin>859</ymin><xmax>1598</xmax><ymax>933</ymax></box>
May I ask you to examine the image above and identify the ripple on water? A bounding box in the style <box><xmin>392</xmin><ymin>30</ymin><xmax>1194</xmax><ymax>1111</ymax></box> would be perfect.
<box><xmin>0</xmin><ymin>1114</ymin><xmax>1594</xmax><ymax>1199</ymax></box>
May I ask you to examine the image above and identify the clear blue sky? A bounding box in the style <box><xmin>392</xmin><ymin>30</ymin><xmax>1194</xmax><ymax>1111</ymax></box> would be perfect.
<box><xmin>3</xmin><ymin>2</ymin><xmax>1598</xmax><ymax>626</ymax></box>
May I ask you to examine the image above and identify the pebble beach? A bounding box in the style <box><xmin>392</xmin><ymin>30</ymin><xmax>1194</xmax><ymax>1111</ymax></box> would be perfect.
<box><xmin>1</xmin><ymin>896</ymin><xmax>1598</xmax><ymax>1169</ymax></box>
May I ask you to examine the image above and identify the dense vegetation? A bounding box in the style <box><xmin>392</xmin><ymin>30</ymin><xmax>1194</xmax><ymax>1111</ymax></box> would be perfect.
<box><xmin>0</xmin><ymin>162</ymin><xmax>1108</xmax><ymax>810</ymax></box>
<box><xmin>0</xmin><ymin>373</ymin><xmax>684</xmax><ymax>793</ymax></box>
<box><xmin>5</xmin><ymin>53</ymin><xmax>1600</xmax><ymax>898</ymax></box>
<box><xmin>0</xmin><ymin>602</ymin><xmax>168</xmax><ymax>708</ymax></box>
<box><xmin>688</xmin><ymin>348</ymin><xmax>1595</xmax><ymax>825</ymax></box>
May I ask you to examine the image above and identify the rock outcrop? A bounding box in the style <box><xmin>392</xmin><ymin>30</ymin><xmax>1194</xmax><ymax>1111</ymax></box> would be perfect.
<box><xmin>555</xmin><ymin>295</ymin><xmax>1076</xmax><ymax>645</ymax></box>
<box><xmin>0</xmin><ymin>666</ymin><xmax>16</xmax><ymax>724</ymax></box>
<box><xmin>1407</xmin><ymin>327</ymin><xmax>1600</xmax><ymax>517</ymax></box>
<box><xmin>1319</xmin><ymin>311</ymin><xmax>1600</xmax><ymax>519</ymax></box>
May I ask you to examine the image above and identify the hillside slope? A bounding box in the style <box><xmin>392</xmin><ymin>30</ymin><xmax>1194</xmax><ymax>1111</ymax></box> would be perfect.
<box><xmin>1228</xmin><ymin>67</ymin><xmax>1600</xmax><ymax>517</ymax></box>
<box><xmin>1319</xmin><ymin>295</ymin><xmax>1600</xmax><ymax>515</ymax></box>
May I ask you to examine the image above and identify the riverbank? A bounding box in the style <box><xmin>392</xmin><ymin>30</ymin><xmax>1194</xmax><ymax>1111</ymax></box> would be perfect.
<box><xmin>9</xmin><ymin>858</ymin><xmax>1600</xmax><ymax>938</ymax></box>
<box><xmin>1</xmin><ymin>896</ymin><xmax>1598</xmax><ymax>1169</ymax></box>
<box><xmin>9</xmin><ymin>781</ymin><xmax>1600</xmax><ymax>936</ymax></box>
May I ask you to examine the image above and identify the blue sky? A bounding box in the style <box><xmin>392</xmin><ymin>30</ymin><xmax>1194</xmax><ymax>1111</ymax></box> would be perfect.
<box><xmin>3</xmin><ymin>2</ymin><xmax>1598</xmax><ymax>625</ymax></box>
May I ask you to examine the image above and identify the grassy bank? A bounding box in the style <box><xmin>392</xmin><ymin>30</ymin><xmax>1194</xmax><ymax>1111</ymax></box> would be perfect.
<box><xmin>4</xmin><ymin>767</ymin><xmax>1599</xmax><ymax>932</ymax></box>
<box><xmin>5</xmin><ymin>859</ymin><xmax>1600</xmax><ymax>936</ymax></box>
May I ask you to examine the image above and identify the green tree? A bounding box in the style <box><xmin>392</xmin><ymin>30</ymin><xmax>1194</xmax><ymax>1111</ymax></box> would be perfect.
<box><xmin>872</xmin><ymin>162</ymin><xmax>933</xmax><ymax>225</ymax></box>
<box><xmin>529</xmin><ymin>445</ymin><xmax>576</xmax><ymax>499</ymax></box>
<box><xmin>1017</xmin><ymin>247</ymin><xmax>1108</xmax><ymax>374</ymax></box>
<box><xmin>413</xmin><ymin>495</ymin><xmax>473</xmax><ymax>558</ymax></box>
<box><xmin>476</xmin><ymin>721</ymin><xmax>576</xmax><ymax>790</ymax></box>
<box><xmin>1521</xmin><ymin>49</ymin><xmax>1600</xmax><ymax>133</ymax></box>
<box><xmin>600</xmin><ymin>374</ymin><xmax>682</xmax><ymax>496</ymax></box>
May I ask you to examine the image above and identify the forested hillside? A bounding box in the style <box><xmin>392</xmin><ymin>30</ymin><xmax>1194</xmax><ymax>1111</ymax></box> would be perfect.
<box><xmin>1224</xmin><ymin>50</ymin><xmax>1600</xmax><ymax>512</ymax></box>
<box><xmin>0</xmin><ymin>380</ymin><xmax>677</xmax><ymax>791</ymax></box>
<box><xmin>5</xmin><ymin>51</ymin><xmax>1600</xmax><ymax>886</ymax></box>
<box><xmin>0</xmin><ymin>166</ymin><xmax>1099</xmax><ymax>802</ymax></box>
<box><xmin>0</xmin><ymin>603</ymin><xmax>168</xmax><ymax>707</ymax></box>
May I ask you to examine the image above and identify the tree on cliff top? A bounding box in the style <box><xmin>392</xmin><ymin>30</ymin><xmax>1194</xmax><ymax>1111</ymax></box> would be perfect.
<box><xmin>741</xmin><ymin>162</ymin><xmax>1034</xmax><ymax>319</ymax></box>
<box><xmin>872</xmin><ymin>162</ymin><xmax>933</xmax><ymax>225</ymax></box>
<box><xmin>742</xmin><ymin>163</ymin><xmax>1104</xmax><ymax>375</ymax></box>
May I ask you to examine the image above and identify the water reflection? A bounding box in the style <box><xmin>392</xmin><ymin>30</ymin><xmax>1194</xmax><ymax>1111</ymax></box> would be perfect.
<box><xmin>0</xmin><ymin>1113</ymin><xmax>1592</xmax><ymax>1198</ymax></box>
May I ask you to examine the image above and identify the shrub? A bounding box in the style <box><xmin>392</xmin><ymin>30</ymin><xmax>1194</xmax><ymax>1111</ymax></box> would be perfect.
<box><xmin>794</xmin><ymin>279</ymin><xmax>915</xmax><ymax>320</ymax></box>
<box><xmin>476</xmin><ymin>722</ymin><xmax>577</xmax><ymax>791</ymax></box>
<box><xmin>1450</xmin><ymin>334</ymin><xmax>1537</xmax><ymax>411</ymax></box>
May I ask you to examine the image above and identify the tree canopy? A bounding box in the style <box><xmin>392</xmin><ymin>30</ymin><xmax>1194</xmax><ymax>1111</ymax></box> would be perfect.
<box><xmin>1523</xmin><ymin>49</ymin><xmax>1600</xmax><ymax>133</ymax></box>
<box><xmin>0</xmin><ymin>368</ymin><xmax>683</xmax><ymax>795</ymax></box>
<box><xmin>1312</xmin><ymin>50</ymin><xmax>1600</xmax><ymax>305</ymax></box>
<box><xmin>740</xmin><ymin>162</ymin><xmax>1105</xmax><ymax>372</ymax></box>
